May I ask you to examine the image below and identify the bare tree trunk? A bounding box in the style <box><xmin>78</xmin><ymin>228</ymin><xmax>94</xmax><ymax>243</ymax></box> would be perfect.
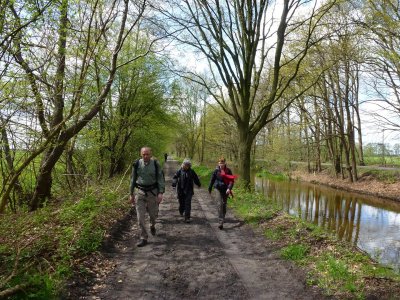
<box><xmin>30</xmin><ymin>0</ymin><xmax>134</xmax><ymax>210</ymax></box>
<box><xmin>0</xmin><ymin>121</ymin><xmax>24</xmax><ymax>209</ymax></box>
<box><xmin>200</xmin><ymin>99</ymin><xmax>206</xmax><ymax>163</ymax></box>
<box><xmin>98</xmin><ymin>104</ymin><xmax>106</xmax><ymax>179</ymax></box>
<box><xmin>320</xmin><ymin>79</ymin><xmax>341</xmax><ymax>177</ymax></box>
<box><xmin>65</xmin><ymin>139</ymin><xmax>78</xmax><ymax>189</ymax></box>
<box><xmin>353</xmin><ymin>70</ymin><xmax>365</xmax><ymax>166</ymax></box>
<box><xmin>96</xmin><ymin>59</ymin><xmax>106</xmax><ymax>180</ymax></box>
<box><xmin>314</xmin><ymin>97</ymin><xmax>322</xmax><ymax>172</ymax></box>
<box><xmin>344</xmin><ymin>60</ymin><xmax>357</xmax><ymax>182</ymax></box>
<box><xmin>237</xmin><ymin>126</ymin><xmax>253</xmax><ymax>188</ymax></box>
<box><xmin>305</xmin><ymin>123</ymin><xmax>311</xmax><ymax>173</ymax></box>
<box><xmin>30</xmin><ymin>0</ymin><xmax>68</xmax><ymax>210</ymax></box>
<box><xmin>31</xmin><ymin>143</ymin><xmax>66</xmax><ymax>210</ymax></box>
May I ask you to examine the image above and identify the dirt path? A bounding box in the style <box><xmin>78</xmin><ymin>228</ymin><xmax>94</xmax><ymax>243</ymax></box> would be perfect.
<box><xmin>66</xmin><ymin>160</ymin><xmax>329</xmax><ymax>299</ymax></box>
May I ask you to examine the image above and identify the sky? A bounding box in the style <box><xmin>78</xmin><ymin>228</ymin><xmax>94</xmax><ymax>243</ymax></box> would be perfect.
<box><xmin>163</xmin><ymin>0</ymin><xmax>399</xmax><ymax>149</ymax></box>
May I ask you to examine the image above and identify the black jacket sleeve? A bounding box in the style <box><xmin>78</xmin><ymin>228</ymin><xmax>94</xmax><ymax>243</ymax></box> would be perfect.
<box><xmin>208</xmin><ymin>168</ymin><xmax>217</xmax><ymax>192</ymax></box>
<box><xmin>192</xmin><ymin>170</ymin><xmax>201</xmax><ymax>188</ymax></box>
<box><xmin>172</xmin><ymin>169</ymin><xmax>180</xmax><ymax>187</ymax></box>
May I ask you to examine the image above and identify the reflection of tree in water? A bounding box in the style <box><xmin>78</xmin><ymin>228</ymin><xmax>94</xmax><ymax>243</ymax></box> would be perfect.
<box><xmin>255</xmin><ymin>177</ymin><xmax>400</xmax><ymax>270</ymax></box>
<box><xmin>316</xmin><ymin>192</ymin><xmax>361</xmax><ymax>245</ymax></box>
<box><xmin>313</xmin><ymin>189</ymin><xmax>320</xmax><ymax>226</ymax></box>
<box><xmin>265</xmin><ymin>181</ymin><xmax>363</xmax><ymax>244</ymax></box>
<box><xmin>353</xmin><ymin>203</ymin><xmax>362</xmax><ymax>247</ymax></box>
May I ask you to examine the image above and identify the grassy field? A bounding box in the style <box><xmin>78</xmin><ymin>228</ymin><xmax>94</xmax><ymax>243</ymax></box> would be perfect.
<box><xmin>364</xmin><ymin>155</ymin><xmax>400</xmax><ymax>167</ymax></box>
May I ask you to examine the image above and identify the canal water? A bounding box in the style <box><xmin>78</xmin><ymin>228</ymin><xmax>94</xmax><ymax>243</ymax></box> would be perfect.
<box><xmin>254</xmin><ymin>176</ymin><xmax>400</xmax><ymax>272</ymax></box>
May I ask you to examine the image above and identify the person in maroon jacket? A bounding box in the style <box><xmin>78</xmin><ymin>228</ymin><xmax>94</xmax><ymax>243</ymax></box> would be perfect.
<box><xmin>208</xmin><ymin>157</ymin><xmax>234</xmax><ymax>229</ymax></box>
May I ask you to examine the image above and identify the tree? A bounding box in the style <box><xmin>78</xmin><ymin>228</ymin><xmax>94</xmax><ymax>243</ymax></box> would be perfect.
<box><xmin>359</xmin><ymin>0</ymin><xmax>400</xmax><ymax>139</ymax></box>
<box><xmin>105</xmin><ymin>54</ymin><xmax>168</xmax><ymax>177</ymax></box>
<box><xmin>285</xmin><ymin>1</ymin><xmax>367</xmax><ymax>181</ymax></box>
<box><xmin>157</xmin><ymin>0</ymin><xmax>336</xmax><ymax>187</ymax></box>
<box><xmin>0</xmin><ymin>0</ymin><xmax>150</xmax><ymax>212</ymax></box>
<box><xmin>170</xmin><ymin>78</ymin><xmax>209</xmax><ymax>160</ymax></box>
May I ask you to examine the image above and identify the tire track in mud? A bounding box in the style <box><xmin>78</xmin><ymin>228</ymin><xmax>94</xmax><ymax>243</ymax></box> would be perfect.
<box><xmin>196</xmin><ymin>187</ymin><xmax>328</xmax><ymax>299</ymax></box>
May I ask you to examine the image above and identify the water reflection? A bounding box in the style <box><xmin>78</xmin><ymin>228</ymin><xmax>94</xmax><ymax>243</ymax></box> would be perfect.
<box><xmin>255</xmin><ymin>177</ymin><xmax>400</xmax><ymax>271</ymax></box>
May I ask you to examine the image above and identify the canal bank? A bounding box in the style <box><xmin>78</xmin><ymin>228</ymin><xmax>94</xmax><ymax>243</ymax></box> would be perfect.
<box><xmin>227</xmin><ymin>179</ymin><xmax>400</xmax><ymax>299</ymax></box>
<box><xmin>203</xmin><ymin>161</ymin><xmax>400</xmax><ymax>298</ymax></box>
<box><xmin>290</xmin><ymin>168</ymin><xmax>400</xmax><ymax>202</ymax></box>
<box><xmin>255</xmin><ymin>173</ymin><xmax>400</xmax><ymax>273</ymax></box>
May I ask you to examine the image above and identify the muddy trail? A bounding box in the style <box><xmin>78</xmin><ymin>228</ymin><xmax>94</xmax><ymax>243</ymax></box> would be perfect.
<box><xmin>64</xmin><ymin>160</ymin><xmax>329</xmax><ymax>299</ymax></box>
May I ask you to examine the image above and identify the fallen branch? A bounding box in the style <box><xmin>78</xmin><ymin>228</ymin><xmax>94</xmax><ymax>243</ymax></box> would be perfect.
<box><xmin>0</xmin><ymin>283</ymin><xmax>29</xmax><ymax>299</ymax></box>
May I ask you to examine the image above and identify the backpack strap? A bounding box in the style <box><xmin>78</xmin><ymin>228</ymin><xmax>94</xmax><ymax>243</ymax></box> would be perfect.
<box><xmin>154</xmin><ymin>159</ymin><xmax>158</xmax><ymax>178</ymax></box>
<box><xmin>133</xmin><ymin>159</ymin><xmax>140</xmax><ymax>178</ymax></box>
<box><xmin>134</xmin><ymin>158</ymin><xmax>163</xmax><ymax>182</ymax></box>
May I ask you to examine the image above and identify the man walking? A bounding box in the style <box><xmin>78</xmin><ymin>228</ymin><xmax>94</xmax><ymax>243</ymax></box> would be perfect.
<box><xmin>130</xmin><ymin>147</ymin><xmax>165</xmax><ymax>247</ymax></box>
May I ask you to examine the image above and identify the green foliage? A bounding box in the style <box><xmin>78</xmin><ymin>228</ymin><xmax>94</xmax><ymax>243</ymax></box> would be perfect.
<box><xmin>200</xmin><ymin>105</ymin><xmax>239</xmax><ymax>163</ymax></box>
<box><xmin>169</xmin><ymin>78</ymin><xmax>209</xmax><ymax>160</ymax></box>
<box><xmin>359</xmin><ymin>169</ymin><xmax>400</xmax><ymax>184</ymax></box>
<box><xmin>305</xmin><ymin>222</ymin><xmax>328</xmax><ymax>240</ymax></box>
<box><xmin>0</xmin><ymin>177</ymin><xmax>131</xmax><ymax>298</ymax></box>
<box><xmin>255</xmin><ymin>169</ymin><xmax>288</xmax><ymax>181</ymax></box>
<box><xmin>7</xmin><ymin>273</ymin><xmax>56</xmax><ymax>300</ymax></box>
<box><xmin>264</xmin><ymin>228</ymin><xmax>283</xmax><ymax>240</ymax></box>
<box><xmin>229</xmin><ymin>187</ymin><xmax>279</xmax><ymax>224</ymax></box>
<box><xmin>222</xmin><ymin>168</ymin><xmax>400</xmax><ymax>298</ymax></box>
<box><xmin>363</xmin><ymin>155</ymin><xmax>400</xmax><ymax>167</ymax></box>
<box><xmin>313</xmin><ymin>254</ymin><xmax>358</xmax><ymax>296</ymax></box>
<box><xmin>281</xmin><ymin>244</ymin><xmax>309</xmax><ymax>261</ymax></box>
<box><xmin>192</xmin><ymin>164</ymin><xmax>213</xmax><ymax>187</ymax></box>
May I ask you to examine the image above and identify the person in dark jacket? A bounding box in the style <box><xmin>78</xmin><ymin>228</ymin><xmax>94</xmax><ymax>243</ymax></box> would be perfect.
<box><xmin>208</xmin><ymin>156</ymin><xmax>234</xmax><ymax>229</ymax></box>
<box><xmin>172</xmin><ymin>159</ymin><xmax>201</xmax><ymax>223</ymax></box>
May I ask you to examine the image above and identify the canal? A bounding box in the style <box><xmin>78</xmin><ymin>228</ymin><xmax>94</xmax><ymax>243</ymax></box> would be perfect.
<box><xmin>254</xmin><ymin>176</ymin><xmax>400</xmax><ymax>272</ymax></box>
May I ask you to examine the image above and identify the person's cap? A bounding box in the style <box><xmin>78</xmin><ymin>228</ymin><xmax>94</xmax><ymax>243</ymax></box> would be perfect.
<box><xmin>183</xmin><ymin>159</ymin><xmax>191</xmax><ymax>166</ymax></box>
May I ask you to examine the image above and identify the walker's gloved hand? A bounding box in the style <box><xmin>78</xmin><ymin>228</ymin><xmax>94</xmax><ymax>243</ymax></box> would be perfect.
<box><xmin>208</xmin><ymin>187</ymin><xmax>212</xmax><ymax>194</ymax></box>
<box><xmin>157</xmin><ymin>193</ymin><xmax>163</xmax><ymax>204</ymax></box>
<box><xmin>226</xmin><ymin>189</ymin><xmax>230</xmax><ymax>195</ymax></box>
<box><xmin>129</xmin><ymin>194</ymin><xmax>135</xmax><ymax>206</ymax></box>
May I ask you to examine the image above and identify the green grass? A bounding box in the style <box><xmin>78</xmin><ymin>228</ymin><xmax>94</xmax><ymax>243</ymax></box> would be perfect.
<box><xmin>311</xmin><ymin>254</ymin><xmax>359</xmax><ymax>296</ymax></box>
<box><xmin>364</xmin><ymin>155</ymin><xmax>400</xmax><ymax>167</ymax></box>
<box><xmin>193</xmin><ymin>164</ymin><xmax>213</xmax><ymax>187</ymax></box>
<box><xmin>359</xmin><ymin>169</ymin><xmax>400</xmax><ymax>184</ymax></box>
<box><xmin>229</xmin><ymin>186</ymin><xmax>280</xmax><ymax>224</ymax></box>
<box><xmin>0</xmin><ymin>178</ymin><xmax>130</xmax><ymax>299</ymax></box>
<box><xmin>281</xmin><ymin>244</ymin><xmax>309</xmax><ymax>261</ymax></box>
<box><xmin>222</xmin><ymin>173</ymin><xmax>400</xmax><ymax>299</ymax></box>
<box><xmin>255</xmin><ymin>169</ymin><xmax>289</xmax><ymax>181</ymax></box>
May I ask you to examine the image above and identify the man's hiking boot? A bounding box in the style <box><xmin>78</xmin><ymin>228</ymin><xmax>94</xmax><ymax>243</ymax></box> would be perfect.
<box><xmin>150</xmin><ymin>226</ymin><xmax>156</xmax><ymax>236</ymax></box>
<box><xmin>137</xmin><ymin>239</ymin><xmax>147</xmax><ymax>247</ymax></box>
<box><xmin>185</xmin><ymin>218</ymin><xmax>191</xmax><ymax>223</ymax></box>
<box><xmin>218</xmin><ymin>223</ymin><xmax>223</xmax><ymax>230</ymax></box>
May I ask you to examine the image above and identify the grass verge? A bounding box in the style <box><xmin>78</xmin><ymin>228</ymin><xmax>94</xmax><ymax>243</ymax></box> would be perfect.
<box><xmin>229</xmin><ymin>186</ymin><xmax>400</xmax><ymax>299</ymax></box>
<box><xmin>0</xmin><ymin>177</ymin><xmax>130</xmax><ymax>299</ymax></box>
